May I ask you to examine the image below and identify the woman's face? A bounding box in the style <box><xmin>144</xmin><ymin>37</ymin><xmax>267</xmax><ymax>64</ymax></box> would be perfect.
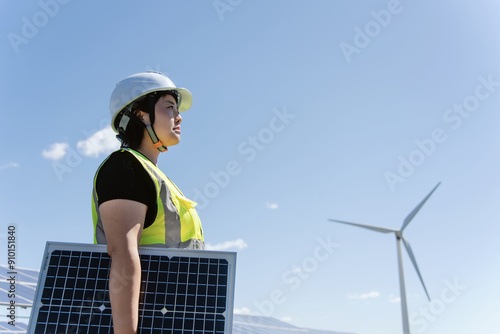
<box><xmin>147</xmin><ymin>94</ymin><xmax>183</xmax><ymax>147</ymax></box>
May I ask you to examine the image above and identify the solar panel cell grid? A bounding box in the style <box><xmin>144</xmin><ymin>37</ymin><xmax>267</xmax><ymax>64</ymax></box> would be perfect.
<box><xmin>28</xmin><ymin>243</ymin><xmax>235</xmax><ymax>334</ymax></box>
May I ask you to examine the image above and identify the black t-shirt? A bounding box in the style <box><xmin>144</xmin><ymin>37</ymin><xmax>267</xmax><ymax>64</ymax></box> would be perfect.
<box><xmin>95</xmin><ymin>150</ymin><xmax>157</xmax><ymax>228</ymax></box>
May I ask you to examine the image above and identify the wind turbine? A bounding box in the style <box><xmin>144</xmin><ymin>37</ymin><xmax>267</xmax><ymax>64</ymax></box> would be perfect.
<box><xmin>329</xmin><ymin>182</ymin><xmax>440</xmax><ymax>334</ymax></box>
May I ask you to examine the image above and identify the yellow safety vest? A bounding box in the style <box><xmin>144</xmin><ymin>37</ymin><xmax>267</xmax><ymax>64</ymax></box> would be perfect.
<box><xmin>92</xmin><ymin>148</ymin><xmax>204</xmax><ymax>249</ymax></box>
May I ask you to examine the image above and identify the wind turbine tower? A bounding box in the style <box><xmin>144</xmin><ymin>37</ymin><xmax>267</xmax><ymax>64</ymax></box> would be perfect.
<box><xmin>329</xmin><ymin>182</ymin><xmax>441</xmax><ymax>334</ymax></box>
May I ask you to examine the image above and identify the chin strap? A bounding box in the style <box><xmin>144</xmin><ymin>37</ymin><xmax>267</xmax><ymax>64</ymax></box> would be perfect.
<box><xmin>147</xmin><ymin>94</ymin><xmax>168</xmax><ymax>152</ymax></box>
<box><xmin>116</xmin><ymin>105</ymin><xmax>168</xmax><ymax>152</ymax></box>
<box><xmin>145</xmin><ymin>125</ymin><xmax>168</xmax><ymax>152</ymax></box>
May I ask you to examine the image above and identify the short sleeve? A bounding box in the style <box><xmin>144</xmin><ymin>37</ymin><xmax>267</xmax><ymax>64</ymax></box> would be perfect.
<box><xmin>95</xmin><ymin>150</ymin><xmax>157</xmax><ymax>228</ymax></box>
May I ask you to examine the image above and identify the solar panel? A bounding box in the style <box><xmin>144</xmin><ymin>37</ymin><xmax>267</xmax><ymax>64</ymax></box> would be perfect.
<box><xmin>232</xmin><ymin>315</ymin><xmax>356</xmax><ymax>334</ymax></box>
<box><xmin>27</xmin><ymin>242</ymin><xmax>236</xmax><ymax>333</ymax></box>
<box><xmin>0</xmin><ymin>265</ymin><xmax>38</xmax><ymax>308</ymax></box>
<box><xmin>0</xmin><ymin>321</ymin><xmax>28</xmax><ymax>333</ymax></box>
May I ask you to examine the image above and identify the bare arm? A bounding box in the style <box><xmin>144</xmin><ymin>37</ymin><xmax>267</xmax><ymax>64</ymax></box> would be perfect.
<box><xmin>99</xmin><ymin>199</ymin><xmax>147</xmax><ymax>334</ymax></box>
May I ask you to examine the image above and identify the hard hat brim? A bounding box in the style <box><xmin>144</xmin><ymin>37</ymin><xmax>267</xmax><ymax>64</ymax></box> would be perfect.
<box><xmin>109</xmin><ymin>72</ymin><xmax>194</xmax><ymax>133</ymax></box>
<box><xmin>110</xmin><ymin>87</ymin><xmax>192</xmax><ymax>133</ymax></box>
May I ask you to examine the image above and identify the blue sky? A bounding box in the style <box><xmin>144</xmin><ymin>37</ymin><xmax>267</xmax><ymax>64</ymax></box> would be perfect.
<box><xmin>1</xmin><ymin>0</ymin><xmax>500</xmax><ymax>333</ymax></box>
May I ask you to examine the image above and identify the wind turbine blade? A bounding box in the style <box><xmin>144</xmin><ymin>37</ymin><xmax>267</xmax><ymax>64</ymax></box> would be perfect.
<box><xmin>402</xmin><ymin>237</ymin><xmax>430</xmax><ymax>301</ymax></box>
<box><xmin>328</xmin><ymin>219</ymin><xmax>397</xmax><ymax>234</ymax></box>
<box><xmin>401</xmin><ymin>182</ymin><xmax>441</xmax><ymax>231</ymax></box>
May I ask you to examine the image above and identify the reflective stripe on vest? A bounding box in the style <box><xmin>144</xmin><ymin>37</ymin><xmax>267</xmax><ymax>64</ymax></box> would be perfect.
<box><xmin>92</xmin><ymin>148</ymin><xmax>204</xmax><ymax>249</ymax></box>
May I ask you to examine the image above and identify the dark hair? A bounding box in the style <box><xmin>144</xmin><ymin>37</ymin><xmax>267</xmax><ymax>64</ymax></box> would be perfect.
<box><xmin>115</xmin><ymin>91</ymin><xmax>179</xmax><ymax>149</ymax></box>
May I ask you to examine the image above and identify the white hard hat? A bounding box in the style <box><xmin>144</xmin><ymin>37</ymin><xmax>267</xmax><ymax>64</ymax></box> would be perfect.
<box><xmin>109</xmin><ymin>71</ymin><xmax>193</xmax><ymax>133</ymax></box>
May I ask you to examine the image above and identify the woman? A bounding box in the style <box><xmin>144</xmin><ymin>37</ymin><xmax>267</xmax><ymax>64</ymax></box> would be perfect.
<box><xmin>91</xmin><ymin>71</ymin><xmax>205</xmax><ymax>334</ymax></box>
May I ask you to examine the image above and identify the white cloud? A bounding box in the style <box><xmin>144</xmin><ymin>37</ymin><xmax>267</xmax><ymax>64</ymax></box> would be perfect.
<box><xmin>42</xmin><ymin>142</ymin><xmax>69</xmax><ymax>161</ymax></box>
<box><xmin>389</xmin><ymin>296</ymin><xmax>400</xmax><ymax>303</ymax></box>
<box><xmin>0</xmin><ymin>162</ymin><xmax>19</xmax><ymax>170</ymax></box>
<box><xmin>348</xmin><ymin>291</ymin><xmax>380</xmax><ymax>300</ymax></box>
<box><xmin>266</xmin><ymin>202</ymin><xmax>278</xmax><ymax>209</ymax></box>
<box><xmin>234</xmin><ymin>307</ymin><xmax>251</xmax><ymax>315</ymax></box>
<box><xmin>205</xmin><ymin>238</ymin><xmax>248</xmax><ymax>251</ymax></box>
<box><xmin>77</xmin><ymin>126</ymin><xmax>120</xmax><ymax>158</ymax></box>
<box><xmin>280</xmin><ymin>316</ymin><xmax>293</xmax><ymax>322</ymax></box>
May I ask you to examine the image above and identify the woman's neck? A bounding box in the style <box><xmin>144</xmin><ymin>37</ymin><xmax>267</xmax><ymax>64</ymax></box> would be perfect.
<box><xmin>134</xmin><ymin>141</ymin><xmax>161</xmax><ymax>165</ymax></box>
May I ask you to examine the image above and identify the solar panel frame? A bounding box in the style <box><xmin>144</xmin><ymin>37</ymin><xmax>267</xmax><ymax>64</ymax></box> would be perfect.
<box><xmin>27</xmin><ymin>242</ymin><xmax>236</xmax><ymax>334</ymax></box>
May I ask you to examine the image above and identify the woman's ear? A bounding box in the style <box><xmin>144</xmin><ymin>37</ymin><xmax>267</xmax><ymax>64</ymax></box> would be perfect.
<box><xmin>134</xmin><ymin>110</ymin><xmax>151</xmax><ymax>126</ymax></box>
